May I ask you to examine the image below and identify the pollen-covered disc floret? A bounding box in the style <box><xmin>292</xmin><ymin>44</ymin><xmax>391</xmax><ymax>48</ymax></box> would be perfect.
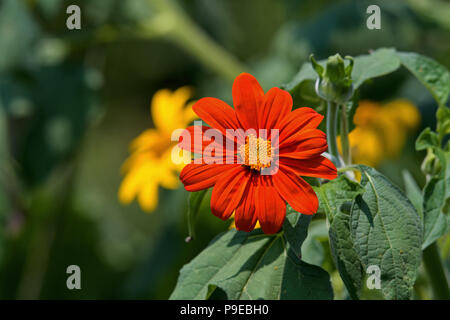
<box><xmin>238</xmin><ymin>134</ymin><xmax>273</xmax><ymax>171</ymax></box>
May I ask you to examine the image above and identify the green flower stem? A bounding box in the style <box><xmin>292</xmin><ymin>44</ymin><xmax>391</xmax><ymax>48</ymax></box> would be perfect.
<box><xmin>327</xmin><ymin>101</ymin><xmax>341</xmax><ymax>167</ymax></box>
<box><xmin>145</xmin><ymin>0</ymin><xmax>247</xmax><ymax>82</ymax></box>
<box><xmin>422</xmin><ymin>242</ymin><xmax>450</xmax><ymax>299</ymax></box>
<box><xmin>339</xmin><ymin>104</ymin><xmax>351</xmax><ymax>165</ymax></box>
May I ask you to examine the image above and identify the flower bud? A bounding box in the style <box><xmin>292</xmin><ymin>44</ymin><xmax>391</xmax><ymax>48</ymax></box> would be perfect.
<box><xmin>311</xmin><ymin>54</ymin><xmax>354</xmax><ymax>104</ymax></box>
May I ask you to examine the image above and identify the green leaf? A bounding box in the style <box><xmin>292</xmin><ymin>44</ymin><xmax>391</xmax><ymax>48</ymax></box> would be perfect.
<box><xmin>416</xmin><ymin>127</ymin><xmax>440</xmax><ymax>151</ymax></box>
<box><xmin>314</xmin><ymin>175</ymin><xmax>365</xmax><ymax>223</ymax></box>
<box><xmin>315</xmin><ymin>175</ymin><xmax>365</xmax><ymax>299</ymax></box>
<box><xmin>351</xmin><ymin>48</ymin><xmax>401</xmax><ymax>89</ymax></box>
<box><xmin>170</xmin><ymin>229</ymin><xmax>333</xmax><ymax>300</ymax></box>
<box><xmin>397</xmin><ymin>52</ymin><xmax>450</xmax><ymax>107</ymax></box>
<box><xmin>186</xmin><ymin>189</ymin><xmax>208</xmax><ymax>240</ymax></box>
<box><xmin>301</xmin><ymin>220</ymin><xmax>327</xmax><ymax>267</ymax></box>
<box><xmin>282</xmin><ymin>205</ymin><xmax>312</xmax><ymax>258</ymax></box>
<box><xmin>284</xmin><ymin>62</ymin><xmax>319</xmax><ymax>93</ymax></box>
<box><xmin>290</xmin><ymin>79</ymin><xmax>322</xmax><ymax>109</ymax></box>
<box><xmin>397</xmin><ymin>52</ymin><xmax>449</xmax><ymax>144</ymax></box>
<box><xmin>422</xmin><ymin>150</ymin><xmax>450</xmax><ymax>249</ymax></box>
<box><xmin>402</xmin><ymin>170</ymin><xmax>423</xmax><ymax>219</ymax></box>
<box><xmin>351</xmin><ymin>166</ymin><xmax>423</xmax><ymax>299</ymax></box>
<box><xmin>329</xmin><ymin>212</ymin><xmax>363</xmax><ymax>300</ymax></box>
<box><xmin>309</xmin><ymin>54</ymin><xmax>324</xmax><ymax>77</ymax></box>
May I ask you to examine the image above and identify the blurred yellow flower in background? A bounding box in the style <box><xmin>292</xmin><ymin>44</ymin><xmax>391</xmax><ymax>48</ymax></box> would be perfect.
<box><xmin>119</xmin><ymin>87</ymin><xmax>196</xmax><ymax>212</ymax></box>
<box><xmin>339</xmin><ymin>99</ymin><xmax>421</xmax><ymax>167</ymax></box>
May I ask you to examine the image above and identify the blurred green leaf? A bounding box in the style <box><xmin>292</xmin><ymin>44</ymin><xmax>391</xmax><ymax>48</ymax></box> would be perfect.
<box><xmin>416</xmin><ymin>127</ymin><xmax>440</xmax><ymax>151</ymax></box>
<box><xmin>170</xmin><ymin>229</ymin><xmax>333</xmax><ymax>300</ymax></box>
<box><xmin>289</xmin><ymin>79</ymin><xmax>322</xmax><ymax>109</ymax></box>
<box><xmin>422</xmin><ymin>150</ymin><xmax>450</xmax><ymax>249</ymax></box>
<box><xmin>0</xmin><ymin>0</ymin><xmax>39</xmax><ymax>71</ymax></box>
<box><xmin>397</xmin><ymin>52</ymin><xmax>450</xmax><ymax>107</ymax></box>
<box><xmin>351</xmin><ymin>166</ymin><xmax>423</xmax><ymax>299</ymax></box>
<box><xmin>351</xmin><ymin>48</ymin><xmax>400</xmax><ymax>89</ymax></box>
<box><xmin>284</xmin><ymin>62</ymin><xmax>319</xmax><ymax>93</ymax></box>
<box><xmin>406</xmin><ymin>0</ymin><xmax>450</xmax><ymax>30</ymax></box>
<box><xmin>36</xmin><ymin>0</ymin><xmax>62</xmax><ymax>18</ymax></box>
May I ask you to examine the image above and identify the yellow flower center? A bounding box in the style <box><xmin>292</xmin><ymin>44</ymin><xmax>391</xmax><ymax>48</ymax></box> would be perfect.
<box><xmin>238</xmin><ymin>134</ymin><xmax>273</xmax><ymax>171</ymax></box>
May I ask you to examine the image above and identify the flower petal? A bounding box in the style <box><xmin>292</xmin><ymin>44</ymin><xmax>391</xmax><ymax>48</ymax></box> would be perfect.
<box><xmin>192</xmin><ymin>97</ymin><xmax>242</xmax><ymax>134</ymax></box>
<box><xmin>279</xmin><ymin>129</ymin><xmax>328</xmax><ymax>159</ymax></box>
<box><xmin>280</xmin><ymin>156</ymin><xmax>337</xmax><ymax>180</ymax></box>
<box><xmin>260</xmin><ymin>87</ymin><xmax>292</xmax><ymax>131</ymax></box>
<box><xmin>234</xmin><ymin>174</ymin><xmax>258</xmax><ymax>232</ymax></box>
<box><xmin>211</xmin><ymin>166</ymin><xmax>251</xmax><ymax>220</ymax></box>
<box><xmin>272</xmin><ymin>165</ymin><xmax>318</xmax><ymax>215</ymax></box>
<box><xmin>180</xmin><ymin>163</ymin><xmax>237</xmax><ymax>192</ymax></box>
<box><xmin>129</xmin><ymin>129</ymin><xmax>160</xmax><ymax>153</ymax></box>
<box><xmin>279</xmin><ymin>107</ymin><xmax>324</xmax><ymax>141</ymax></box>
<box><xmin>118</xmin><ymin>169</ymin><xmax>142</xmax><ymax>204</ymax></box>
<box><xmin>152</xmin><ymin>87</ymin><xmax>193</xmax><ymax>134</ymax></box>
<box><xmin>137</xmin><ymin>182</ymin><xmax>159</xmax><ymax>212</ymax></box>
<box><xmin>178</xmin><ymin>125</ymin><xmax>230</xmax><ymax>155</ymax></box>
<box><xmin>255</xmin><ymin>176</ymin><xmax>286</xmax><ymax>234</ymax></box>
<box><xmin>232</xmin><ymin>73</ymin><xmax>264</xmax><ymax>130</ymax></box>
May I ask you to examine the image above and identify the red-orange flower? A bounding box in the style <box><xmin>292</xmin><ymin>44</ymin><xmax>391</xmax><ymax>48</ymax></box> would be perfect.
<box><xmin>178</xmin><ymin>73</ymin><xmax>337</xmax><ymax>234</ymax></box>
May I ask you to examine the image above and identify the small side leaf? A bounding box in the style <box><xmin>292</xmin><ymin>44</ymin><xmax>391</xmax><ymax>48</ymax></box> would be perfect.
<box><xmin>416</xmin><ymin>127</ymin><xmax>440</xmax><ymax>151</ymax></box>
<box><xmin>186</xmin><ymin>189</ymin><xmax>208</xmax><ymax>241</ymax></box>
<box><xmin>402</xmin><ymin>170</ymin><xmax>423</xmax><ymax>219</ymax></box>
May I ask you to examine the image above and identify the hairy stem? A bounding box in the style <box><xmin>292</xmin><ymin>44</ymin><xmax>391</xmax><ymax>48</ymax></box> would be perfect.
<box><xmin>327</xmin><ymin>101</ymin><xmax>341</xmax><ymax>167</ymax></box>
<box><xmin>340</xmin><ymin>104</ymin><xmax>351</xmax><ymax>165</ymax></box>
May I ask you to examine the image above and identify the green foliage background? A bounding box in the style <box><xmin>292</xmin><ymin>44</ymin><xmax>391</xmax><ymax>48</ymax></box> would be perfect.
<box><xmin>0</xmin><ymin>0</ymin><xmax>449</xmax><ymax>299</ymax></box>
